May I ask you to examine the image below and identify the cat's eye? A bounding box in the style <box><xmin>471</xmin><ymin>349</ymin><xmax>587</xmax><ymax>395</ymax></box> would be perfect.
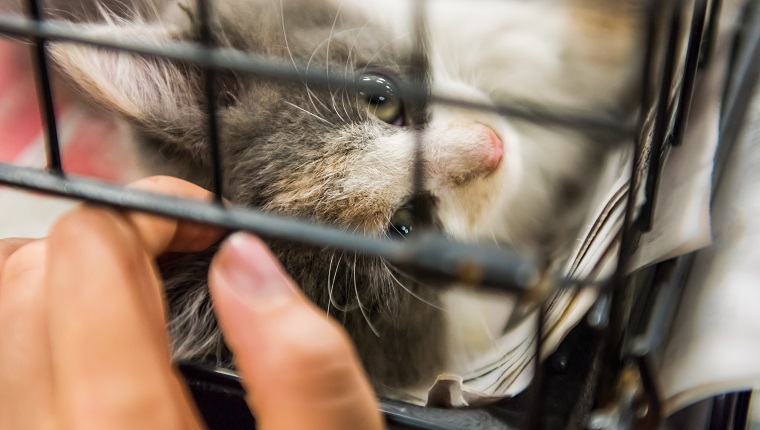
<box><xmin>387</xmin><ymin>195</ymin><xmax>436</xmax><ymax>239</ymax></box>
<box><xmin>389</xmin><ymin>205</ymin><xmax>416</xmax><ymax>238</ymax></box>
<box><xmin>358</xmin><ymin>73</ymin><xmax>405</xmax><ymax>126</ymax></box>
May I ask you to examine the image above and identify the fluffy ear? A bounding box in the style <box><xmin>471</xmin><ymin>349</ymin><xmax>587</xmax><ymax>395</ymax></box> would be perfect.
<box><xmin>49</xmin><ymin>22</ymin><xmax>208</xmax><ymax>154</ymax></box>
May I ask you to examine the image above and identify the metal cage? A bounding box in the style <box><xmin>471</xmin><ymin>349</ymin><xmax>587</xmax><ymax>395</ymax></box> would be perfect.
<box><xmin>0</xmin><ymin>0</ymin><xmax>758</xmax><ymax>428</ymax></box>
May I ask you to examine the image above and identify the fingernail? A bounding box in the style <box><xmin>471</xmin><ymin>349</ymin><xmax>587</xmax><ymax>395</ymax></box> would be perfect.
<box><xmin>212</xmin><ymin>232</ymin><xmax>292</xmax><ymax>301</ymax></box>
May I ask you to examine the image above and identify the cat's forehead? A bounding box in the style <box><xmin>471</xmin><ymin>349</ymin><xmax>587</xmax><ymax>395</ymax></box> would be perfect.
<box><xmin>202</xmin><ymin>0</ymin><xmax>411</xmax><ymax>71</ymax></box>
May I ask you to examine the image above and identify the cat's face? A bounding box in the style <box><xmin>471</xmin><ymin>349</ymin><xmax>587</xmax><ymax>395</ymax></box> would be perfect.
<box><xmin>146</xmin><ymin>0</ymin><xmax>526</xmax><ymax>242</ymax></box>
<box><xmin>50</xmin><ymin>0</ymin><xmax>639</xmax><ymax>389</ymax></box>
<box><xmin>51</xmin><ymin>0</ymin><xmax>638</xmax><ymax>250</ymax></box>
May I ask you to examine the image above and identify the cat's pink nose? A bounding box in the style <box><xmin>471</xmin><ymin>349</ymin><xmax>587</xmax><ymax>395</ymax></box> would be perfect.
<box><xmin>424</xmin><ymin>121</ymin><xmax>506</xmax><ymax>186</ymax></box>
<box><xmin>484</xmin><ymin>127</ymin><xmax>504</xmax><ymax>171</ymax></box>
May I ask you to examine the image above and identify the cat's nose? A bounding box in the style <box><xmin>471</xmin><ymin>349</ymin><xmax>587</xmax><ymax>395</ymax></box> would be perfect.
<box><xmin>484</xmin><ymin>127</ymin><xmax>504</xmax><ymax>171</ymax></box>
<box><xmin>424</xmin><ymin>122</ymin><xmax>506</xmax><ymax>187</ymax></box>
<box><xmin>461</xmin><ymin>124</ymin><xmax>504</xmax><ymax>175</ymax></box>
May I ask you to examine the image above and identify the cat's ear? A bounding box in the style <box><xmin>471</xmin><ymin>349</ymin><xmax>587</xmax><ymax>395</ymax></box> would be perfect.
<box><xmin>50</xmin><ymin>23</ymin><xmax>208</xmax><ymax>153</ymax></box>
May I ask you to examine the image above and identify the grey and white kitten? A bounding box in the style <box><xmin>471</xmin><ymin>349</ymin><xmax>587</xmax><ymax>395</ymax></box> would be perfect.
<box><xmin>48</xmin><ymin>0</ymin><xmax>640</xmax><ymax>394</ymax></box>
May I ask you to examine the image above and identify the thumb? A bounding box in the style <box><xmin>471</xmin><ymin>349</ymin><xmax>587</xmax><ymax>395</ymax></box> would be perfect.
<box><xmin>208</xmin><ymin>233</ymin><xmax>384</xmax><ymax>430</ymax></box>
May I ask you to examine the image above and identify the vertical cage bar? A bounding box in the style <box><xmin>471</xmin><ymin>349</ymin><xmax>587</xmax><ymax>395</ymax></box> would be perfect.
<box><xmin>672</xmin><ymin>0</ymin><xmax>709</xmax><ymax>147</ymax></box>
<box><xmin>732</xmin><ymin>391</ymin><xmax>752</xmax><ymax>430</ymax></box>
<box><xmin>708</xmin><ymin>393</ymin><xmax>738</xmax><ymax>430</ymax></box>
<box><xmin>639</xmin><ymin>6</ymin><xmax>682</xmax><ymax>232</ymax></box>
<box><xmin>26</xmin><ymin>0</ymin><xmax>63</xmax><ymax>174</ymax></box>
<box><xmin>410</xmin><ymin>0</ymin><xmax>429</xmax><ymax>201</ymax></box>
<box><xmin>610</xmin><ymin>0</ymin><xmax>659</xmax><ymax>348</ymax></box>
<box><xmin>196</xmin><ymin>0</ymin><xmax>225</xmax><ymax>203</ymax></box>
<box><xmin>699</xmin><ymin>0</ymin><xmax>723</xmax><ymax>68</ymax></box>
<box><xmin>599</xmin><ymin>0</ymin><xmax>660</xmax><ymax>405</ymax></box>
<box><xmin>526</xmin><ymin>305</ymin><xmax>546</xmax><ymax>430</ymax></box>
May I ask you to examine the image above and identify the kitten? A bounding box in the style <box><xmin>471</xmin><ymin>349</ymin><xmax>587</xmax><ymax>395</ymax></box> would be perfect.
<box><xmin>48</xmin><ymin>0</ymin><xmax>640</xmax><ymax>394</ymax></box>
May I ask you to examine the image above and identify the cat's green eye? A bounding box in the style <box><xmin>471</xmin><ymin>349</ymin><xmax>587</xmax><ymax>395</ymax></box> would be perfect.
<box><xmin>358</xmin><ymin>73</ymin><xmax>405</xmax><ymax>126</ymax></box>
<box><xmin>389</xmin><ymin>206</ymin><xmax>415</xmax><ymax>237</ymax></box>
<box><xmin>387</xmin><ymin>195</ymin><xmax>436</xmax><ymax>239</ymax></box>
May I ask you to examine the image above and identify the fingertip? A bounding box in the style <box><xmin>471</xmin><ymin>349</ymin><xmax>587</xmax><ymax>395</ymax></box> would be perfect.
<box><xmin>210</xmin><ymin>233</ymin><xmax>296</xmax><ymax>303</ymax></box>
<box><xmin>234</xmin><ymin>308</ymin><xmax>382</xmax><ymax>430</ymax></box>
<box><xmin>208</xmin><ymin>234</ymin><xmax>382</xmax><ymax>430</ymax></box>
<box><xmin>125</xmin><ymin>176</ymin><xmax>227</xmax><ymax>255</ymax></box>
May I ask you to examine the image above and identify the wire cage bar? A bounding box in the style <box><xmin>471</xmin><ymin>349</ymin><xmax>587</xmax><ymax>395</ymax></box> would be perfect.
<box><xmin>24</xmin><ymin>0</ymin><xmax>62</xmax><ymax>172</ymax></box>
<box><xmin>0</xmin><ymin>0</ymin><xmax>754</xmax><ymax>428</ymax></box>
<box><xmin>196</xmin><ymin>0</ymin><xmax>226</xmax><ymax>203</ymax></box>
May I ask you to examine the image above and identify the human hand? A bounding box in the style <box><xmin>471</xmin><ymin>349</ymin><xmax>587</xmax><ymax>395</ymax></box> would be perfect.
<box><xmin>0</xmin><ymin>176</ymin><xmax>383</xmax><ymax>430</ymax></box>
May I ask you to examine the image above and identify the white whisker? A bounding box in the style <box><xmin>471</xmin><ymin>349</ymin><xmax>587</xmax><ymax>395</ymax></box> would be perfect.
<box><xmin>326</xmin><ymin>251</ymin><xmax>336</xmax><ymax>318</ymax></box>
<box><xmin>283</xmin><ymin>101</ymin><xmax>334</xmax><ymax>125</ymax></box>
<box><xmin>343</xmin><ymin>22</ymin><xmax>373</xmax><ymax>119</ymax></box>
<box><xmin>380</xmin><ymin>261</ymin><xmax>447</xmax><ymax>312</ymax></box>
<box><xmin>279</xmin><ymin>0</ymin><xmax>300</xmax><ymax>75</ymax></box>
<box><xmin>329</xmin><ymin>254</ymin><xmax>352</xmax><ymax>312</ymax></box>
<box><xmin>353</xmin><ymin>254</ymin><xmax>380</xmax><ymax>337</ymax></box>
<box><xmin>305</xmin><ymin>26</ymin><xmax>363</xmax><ymax>121</ymax></box>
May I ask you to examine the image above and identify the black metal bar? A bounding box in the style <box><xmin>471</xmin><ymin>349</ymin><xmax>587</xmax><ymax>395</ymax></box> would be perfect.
<box><xmin>598</xmin><ymin>0</ymin><xmax>659</xmax><ymax>406</ymax></box>
<box><xmin>672</xmin><ymin>0</ymin><xmax>709</xmax><ymax>147</ymax></box>
<box><xmin>709</xmin><ymin>393</ymin><xmax>740</xmax><ymax>430</ymax></box>
<box><xmin>196</xmin><ymin>0</ymin><xmax>225</xmax><ymax>203</ymax></box>
<box><xmin>410</xmin><ymin>0</ymin><xmax>429</xmax><ymax>201</ymax></box>
<box><xmin>613</xmin><ymin>0</ymin><xmax>661</xmax><ymax>343</ymax></box>
<box><xmin>526</xmin><ymin>304</ymin><xmax>546</xmax><ymax>430</ymax></box>
<box><xmin>635</xmin><ymin>354</ymin><xmax>662</xmax><ymax>425</ymax></box>
<box><xmin>638</xmin><ymin>6</ymin><xmax>682</xmax><ymax>232</ymax></box>
<box><xmin>626</xmin><ymin>261</ymin><xmax>688</xmax><ymax>359</ymax></box>
<box><xmin>699</xmin><ymin>0</ymin><xmax>724</xmax><ymax>68</ymax></box>
<box><xmin>0</xmin><ymin>164</ymin><xmax>540</xmax><ymax>294</ymax></box>
<box><xmin>0</xmin><ymin>16</ymin><xmax>635</xmax><ymax>137</ymax></box>
<box><xmin>625</xmin><ymin>258</ymin><xmax>694</xmax><ymax>426</ymax></box>
<box><xmin>24</xmin><ymin>0</ymin><xmax>62</xmax><ymax>174</ymax></box>
<box><xmin>732</xmin><ymin>391</ymin><xmax>751</xmax><ymax>430</ymax></box>
<box><xmin>179</xmin><ymin>361</ymin><xmax>513</xmax><ymax>430</ymax></box>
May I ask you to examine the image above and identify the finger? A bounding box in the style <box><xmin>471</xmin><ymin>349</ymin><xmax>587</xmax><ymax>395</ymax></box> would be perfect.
<box><xmin>0</xmin><ymin>238</ymin><xmax>37</xmax><ymax>303</ymax></box>
<box><xmin>124</xmin><ymin>175</ymin><xmax>227</xmax><ymax>256</ymax></box>
<box><xmin>0</xmin><ymin>240</ymin><xmax>55</xmax><ymax>430</ymax></box>
<box><xmin>119</xmin><ymin>175</ymin><xmax>226</xmax><ymax>317</ymax></box>
<box><xmin>209</xmin><ymin>233</ymin><xmax>383</xmax><ymax>430</ymax></box>
<box><xmin>0</xmin><ymin>238</ymin><xmax>34</xmax><ymax>276</ymax></box>
<box><xmin>45</xmin><ymin>208</ymin><xmax>202</xmax><ymax>430</ymax></box>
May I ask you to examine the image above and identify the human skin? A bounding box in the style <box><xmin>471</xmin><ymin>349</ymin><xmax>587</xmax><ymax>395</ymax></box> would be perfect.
<box><xmin>0</xmin><ymin>176</ymin><xmax>383</xmax><ymax>430</ymax></box>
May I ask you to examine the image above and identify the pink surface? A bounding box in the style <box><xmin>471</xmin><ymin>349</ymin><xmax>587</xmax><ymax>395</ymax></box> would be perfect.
<box><xmin>0</xmin><ymin>39</ymin><xmax>142</xmax><ymax>183</ymax></box>
<box><xmin>0</xmin><ymin>41</ymin><xmax>45</xmax><ymax>162</ymax></box>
